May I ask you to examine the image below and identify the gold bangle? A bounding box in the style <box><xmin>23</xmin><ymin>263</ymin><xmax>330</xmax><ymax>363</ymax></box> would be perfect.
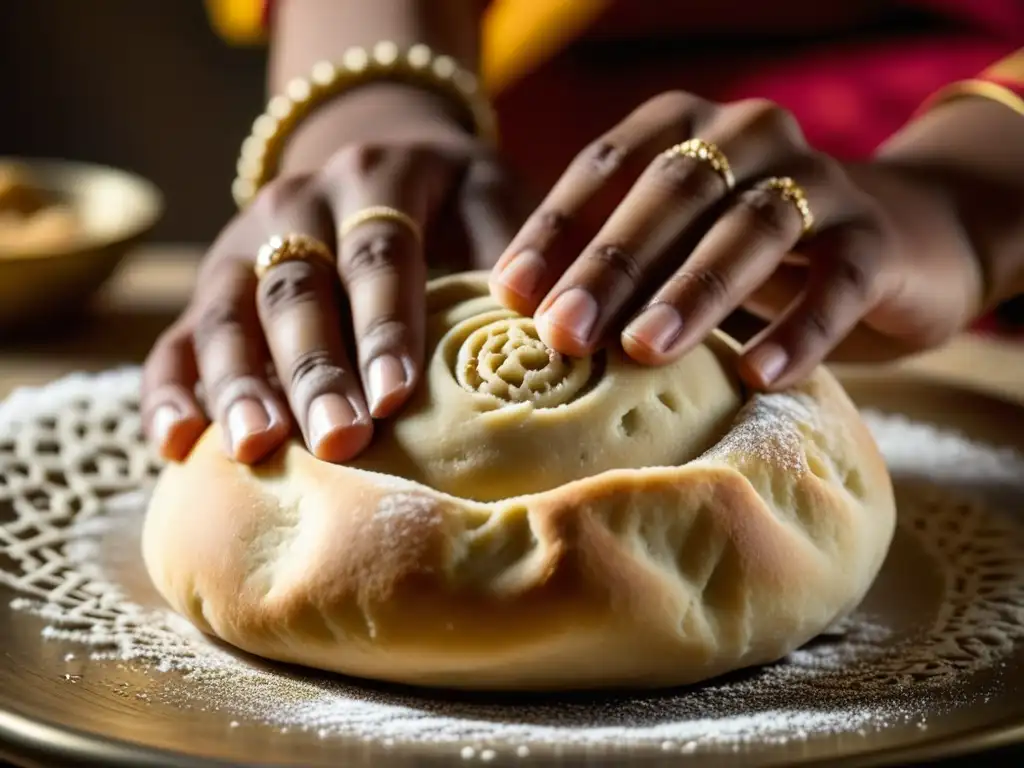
<box><xmin>922</xmin><ymin>79</ymin><xmax>1024</xmax><ymax>119</ymax></box>
<box><xmin>232</xmin><ymin>42</ymin><xmax>498</xmax><ymax>209</ymax></box>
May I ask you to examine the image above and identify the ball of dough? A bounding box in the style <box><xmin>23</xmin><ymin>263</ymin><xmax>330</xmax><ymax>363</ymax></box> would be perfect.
<box><xmin>143</xmin><ymin>271</ymin><xmax>896</xmax><ymax>691</ymax></box>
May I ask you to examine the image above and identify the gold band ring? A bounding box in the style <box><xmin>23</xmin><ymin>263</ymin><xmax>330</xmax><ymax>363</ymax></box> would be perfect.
<box><xmin>254</xmin><ymin>233</ymin><xmax>335</xmax><ymax>279</ymax></box>
<box><xmin>662</xmin><ymin>138</ymin><xmax>735</xmax><ymax>191</ymax></box>
<box><xmin>338</xmin><ymin>205</ymin><xmax>423</xmax><ymax>244</ymax></box>
<box><xmin>758</xmin><ymin>176</ymin><xmax>815</xmax><ymax>235</ymax></box>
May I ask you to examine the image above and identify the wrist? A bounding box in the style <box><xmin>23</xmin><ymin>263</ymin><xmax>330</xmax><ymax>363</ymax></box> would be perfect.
<box><xmin>852</xmin><ymin>158</ymin><xmax>987</xmax><ymax>331</ymax></box>
<box><xmin>878</xmin><ymin>94</ymin><xmax>1024</xmax><ymax>313</ymax></box>
<box><xmin>280</xmin><ymin>82</ymin><xmax>474</xmax><ymax>175</ymax></box>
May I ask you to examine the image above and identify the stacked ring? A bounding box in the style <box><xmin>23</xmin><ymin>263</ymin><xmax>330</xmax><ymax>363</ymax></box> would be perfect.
<box><xmin>254</xmin><ymin>234</ymin><xmax>335</xmax><ymax>280</ymax></box>
<box><xmin>661</xmin><ymin>138</ymin><xmax>736</xmax><ymax>191</ymax></box>
<box><xmin>338</xmin><ymin>206</ymin><xmax>423</xmax><ymax>245</ymax></box>
<box><xmin>758</xmin><ymin>176</ymin><xmax>815</xmax><ymax>235</ymax></box>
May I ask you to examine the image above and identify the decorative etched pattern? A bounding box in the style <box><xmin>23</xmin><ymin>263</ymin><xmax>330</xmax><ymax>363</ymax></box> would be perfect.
<box><xmin>454</xmin><ymin>318</ymin><xmax>592</xmax><ymax>408</ymax></box>
<box><xmin>0</xmin><ymin>372</ymin><xmax>160</xmax><ymax>627</ymax></box>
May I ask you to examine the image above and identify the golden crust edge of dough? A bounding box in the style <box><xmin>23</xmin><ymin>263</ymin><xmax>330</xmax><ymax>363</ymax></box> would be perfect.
<box><xmin>142</xmin><ymin>360</ymin><xmax>895</xmax><ymax>690</ymax></box>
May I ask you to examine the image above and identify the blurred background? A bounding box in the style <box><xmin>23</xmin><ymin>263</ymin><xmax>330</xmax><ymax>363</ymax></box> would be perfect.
<box><xmin>1</xmin><ymin>0</ymin><xmax>1023</xmax><ymax>341</ymax></box>
<box><xmin>0</xmin><ymin>0</ymin><xmax>265</xmax><ymax>245</ymax></box>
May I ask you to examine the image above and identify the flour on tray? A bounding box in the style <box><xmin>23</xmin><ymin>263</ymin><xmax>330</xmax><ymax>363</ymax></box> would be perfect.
<box><xmin>3</xmin><ymin>370</ymin><xmax>1024</xmax><ymax>759</ymax></box>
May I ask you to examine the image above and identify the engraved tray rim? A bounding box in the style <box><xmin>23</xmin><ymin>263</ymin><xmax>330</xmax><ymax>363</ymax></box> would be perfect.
<box><xmin>3</xmin><ymin>369</ymin><xmax>1024</xmax><ymax>768</ymax></box>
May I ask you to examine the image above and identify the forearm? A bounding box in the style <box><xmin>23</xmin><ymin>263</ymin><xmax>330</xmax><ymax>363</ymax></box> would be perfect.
<box><xmin>268</xmin><ymin>0</ymin><xmax>487</xmax><ymax>173</ymax></box>
<box><xmin>877</xmin><ymin>95</ymin><xmax>1024</xmax><ymax>313</ymax></box>
<box><xmin>270</xmin><ymin>0</ymin><xmax>485</xmax><ymax>91</ymax></box>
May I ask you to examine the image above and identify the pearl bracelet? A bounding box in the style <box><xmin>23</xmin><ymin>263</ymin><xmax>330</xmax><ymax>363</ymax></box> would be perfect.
<box><xmin>232</xmin><ymin>41</ymin><xmax>498</xmax><ymax>208</ymax></box>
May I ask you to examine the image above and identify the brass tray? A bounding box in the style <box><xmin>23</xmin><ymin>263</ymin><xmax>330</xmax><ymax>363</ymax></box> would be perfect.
<box><xmin>2</xmin><ymin>369</ymin><xmax>1024</xmax><ymax>767</ymax></box>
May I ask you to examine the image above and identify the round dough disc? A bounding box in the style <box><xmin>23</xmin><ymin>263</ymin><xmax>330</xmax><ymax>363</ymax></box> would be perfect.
<box><xmin>143</xmin><ymin>272</ymin><xmax>896</xmax><ymax>691</ymax></box>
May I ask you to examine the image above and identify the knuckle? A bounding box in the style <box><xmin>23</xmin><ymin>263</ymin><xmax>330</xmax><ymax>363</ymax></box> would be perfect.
<box><xmin>642</xmin><ymin>90</ymin><xmax>704</xmax><ymax>130</ymax></box>
<box><xmin>797</xmin><ymin>307</ymin><xmax>833</xmax><ymax>342</ymax></box>
<box><xmin>342</xmin><ymin>232</ymin><xmax>409</xmax><ymax>283</ymax></box>
<box><xmin>287</xmin><ymin>349</ymin><xmax>347</xmax><ymax>398</ymax></box>
<box><xmin>736</xmin><ymin>186</ymin><xmax>800</xmax><ymax>241</ymax></box>
<box><xmin>325</xmin><ymin>142</ymin><xmax>390</xmax><ymax>179</ymax></box>
<box><xmin>584</xmin><ymin>244</ymin><xmax>643</xmax><ymax>284</ymax></box>
<box><xmin>190</xmin><ymin>299</ymin><xmax>247</xmax><ymax>353</ymax></box>
<box><xmin>577</xmin><ymin>137</ymin><xmax>627</xmax><ymax>178</ymax></box>
<box><xmin>808</xmin><ymin>150</ymin><xmax>846</xmax><ymax>185</ymax></box>
<box><xmin>249</xmin><ymin>173</ymin><xmax>314</xmax><ymax>219</ymax></box>
<box><xmin>653</xmin><ymin>89</ymin><xmax>699</xmax><ymax>114</ymax></box>
<box><xmin>533</xmin><ymin>208</ymin><xmax>572</xmax><ymax>240</ymax></box>
<box><xmin>359</xmin><ymin>314</ymin><xmax>409</xmax><ymax>360</ymax></box>
<box><xmin>736</xmin><ymin>98</ymin><xmax>804</xmax><ymax>144</ymax></box>
<box><xmin>665</xmin><ymin>268</ymin><xmax>732</xmax><ymax>308</ymax></box>
<box><xmin>256</xmin><ymin>261</ymin><xmax>324</xmax><ymax>317</ymax></box>
<box><xmin>198</xmin><ymin>370</ymin><xmax>237</xmax><ymax>408</ymax></box>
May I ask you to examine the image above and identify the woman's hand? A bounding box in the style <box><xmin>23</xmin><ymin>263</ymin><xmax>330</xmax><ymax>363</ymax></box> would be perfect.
<box><xmin>489</xmin><ymin>91</ymin><xmax>984</xmax><ymax>390</ymax></box>
<box><xmin>143</xmin><ymin>90</ymin><xmax>525</xmax><ymax>466</ymax></box>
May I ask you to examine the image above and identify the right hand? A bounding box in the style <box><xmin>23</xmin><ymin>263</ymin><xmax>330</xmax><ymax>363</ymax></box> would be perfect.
<box><xmin>142</xmin><ymin>87</ymin><xmax>527</xmax><ymax>465</ymax></box>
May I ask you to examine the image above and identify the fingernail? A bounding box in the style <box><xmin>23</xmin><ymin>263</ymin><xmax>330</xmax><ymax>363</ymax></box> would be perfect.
<box><xmin>226</xmin><ymin>398</ymin><xmax>271</xmax><ymax>454</ymax></box>
<box><xmin>151</xmin><ymin>404</ymin><xmax>181</xmax><ymax>447</ymax></box>
<box><xmin>494</xmin><ymin>249</ymin><xmax>546</xmax><ymax>299</ymax></box>
<box><xmin>746</xmin><ymin>342</ymin><xmax>789</xmax><ymax>385</ymax></box>
<box><xmin>539</xmin><ymin>287</ymin><xmax>599</xmax><ymax>344</ymax></box>
<box><xmin>367</xmin><ymin>354</ymin><xmax>408</xmax><ymax>417</ymax></box>
<box><xmin>307</xmin><ymin>393</ymin><xmax>359</xmax><ymax>454</ymax></box>
<box><xmin>624</xmin><ymin>303</ymin><xmax>684</xmax><ymax>354</ymax></box>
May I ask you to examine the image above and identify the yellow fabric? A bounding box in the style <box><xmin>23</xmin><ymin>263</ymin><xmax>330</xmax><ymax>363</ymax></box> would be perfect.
<box><xmin>983</xmin><ymin>48</ymin><xmax>1024</xmax><ymax>83</ymax></box>
<box><xmin>203</xmin><ymin>0</ymin><xmax>609</xmax><ymax>94</ymax></box>
<box><xmin>480</xmin><ymin>0</ymin><xmax>608</xmax><ymax>92</ymax></box>
<box><xmin>204</xmin><ymin>0</ymin><xmax>266</xmax><ymax>46</ymax></box>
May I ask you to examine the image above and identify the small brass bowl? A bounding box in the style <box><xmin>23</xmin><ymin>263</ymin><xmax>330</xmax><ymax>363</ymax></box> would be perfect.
<box><xmin>0</xmin><ymin>158</ymin><xmax>163</xmax><ymax>334</ymax></box>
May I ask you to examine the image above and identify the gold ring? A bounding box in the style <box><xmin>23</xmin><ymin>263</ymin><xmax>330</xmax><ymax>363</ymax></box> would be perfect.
<box><xmin>338</xmin><ymin>205</ymin><xmax>423</xmax><ymax>244</ymax></box>
<box><xmin>254</xmin><ymin>233</ymin><xmax>334</xmax><ymax>279</ymax></box>
<box><xmin>758</xmin><ymin>176</ymin><xmax>815</xmax><ymax>235</ymax></box>
<box><xmin>662</xmin><ymin>138</ymin><xmax>735</xmax><ymax>190</ymax></box>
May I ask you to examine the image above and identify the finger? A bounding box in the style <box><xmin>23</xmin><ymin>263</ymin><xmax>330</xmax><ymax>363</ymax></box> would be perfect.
<box><xmin>190</xmin><ymin>254</ymin><xmax>291</xmax><ymax>464</ymax></box>
<box><xmin>490</xmin><ymin>91</ymin><xmax>710</xmax><ymax>314</ymax></box>
<box><xmin>460</xmin><ymin>159</ymin><xmax>530</xmax><ymax>271</ymax></box>
<box><xmin>744</xmin><ymin>265</ymin><xmax>920</xmax><ymax>365</ymax></box>
<box><xmin>739</xmin><ymin>223</ymin><xmax>885</xmax><ymax>391</ymax></box>
<box><xmin>323</xmin><ymin>146</ymin><xmax>449</xmax><ymax>419</ymax></box>
<box><xmin>141</xmin><ymin>322</ymin><xmax>207</xmax><ymax>462</ymax></box>
<box><xmin>622</xmin><ymin>166</ymin><xmax>843</xmax><ymax>365</ymax></box>
<box><xmin>742</xmin><ymin>262</ymin><xmax>807</xmax><ymax>321</ymax></box>
<box><xmin>254</xmin><ymin>179</ymin><xmax>372</xmax><ymax>462</ymax></box>
<box><xmin>535</xmin><ymin>99</ymin><xmax>809</xmax><ymax>356</ymax></box>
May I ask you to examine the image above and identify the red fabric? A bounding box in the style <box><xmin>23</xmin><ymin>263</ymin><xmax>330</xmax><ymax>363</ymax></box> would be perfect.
<box><xmin>681</xmin><ymin>37</ymin><xmax>1016</xmax><ymax>161</ymax></box>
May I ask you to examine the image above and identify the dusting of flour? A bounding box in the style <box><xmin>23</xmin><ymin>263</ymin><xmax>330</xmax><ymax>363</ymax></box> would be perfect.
<box><xmin>3</xmin><ymin>369</ymin><xmax>1024</xmax><ymax>761</ymax></box>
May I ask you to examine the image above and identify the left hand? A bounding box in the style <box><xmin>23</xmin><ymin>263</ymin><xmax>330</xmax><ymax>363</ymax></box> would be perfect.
<box><xmin>488</xmin><ymin>91</ymin><xmax>984</xmax><ymax>390</ymax></box>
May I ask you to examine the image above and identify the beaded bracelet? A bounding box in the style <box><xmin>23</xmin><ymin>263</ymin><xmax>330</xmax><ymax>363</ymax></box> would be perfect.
<box><xmin>232</xmin><ymin>41</ymin><xmax>498</xmax><ymax>208</ymax></box>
